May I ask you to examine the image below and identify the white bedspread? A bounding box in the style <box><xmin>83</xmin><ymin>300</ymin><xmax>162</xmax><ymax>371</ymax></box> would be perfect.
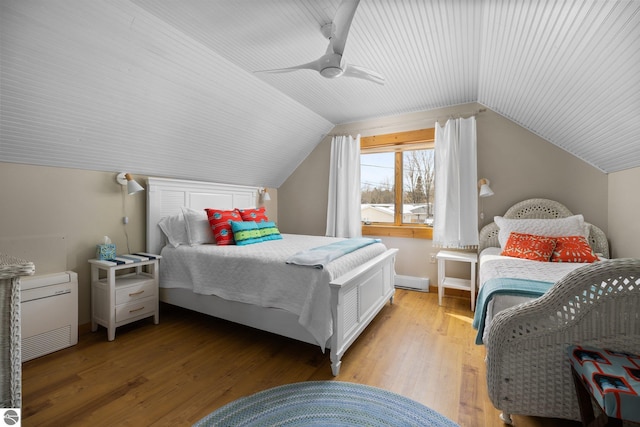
<box><xmin>478</xmin><ymin>247</ymin><xmax>601</xmax><ymax>343</ymax></box>
<box><xmin>160</xmin><ymin>234</ymin><xmax>388</xmax><ymax>348</ymax></box>
<box><xmin>479</xmin><ymin>247</ymin><xmax>590</xmax><ymax>285</ymax></box>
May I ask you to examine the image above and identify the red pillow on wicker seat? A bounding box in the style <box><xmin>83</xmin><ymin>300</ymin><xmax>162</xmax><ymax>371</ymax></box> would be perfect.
<box><xmin>550</xmin><ymin>235</ymin><xmax>598</xmax><ymax>263</ymax></box>
<box><xmin>501</xmin><ymin>232</ymin><xmax>556</xmax><ymax>262</ymax></box>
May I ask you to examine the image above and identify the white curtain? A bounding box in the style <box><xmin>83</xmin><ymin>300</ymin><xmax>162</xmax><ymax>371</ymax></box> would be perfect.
<box><xmin>432</xmin><ymin>117</ymin><xmax>479</xmax><ymax>248</ymax></box>
<box><xmin>326</xmin><ymin>134</ymin><xmax>362</xmax><ymax>238</ymax></box>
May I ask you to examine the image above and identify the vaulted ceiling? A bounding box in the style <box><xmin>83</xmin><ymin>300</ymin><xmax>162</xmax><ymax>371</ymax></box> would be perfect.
<box><xmin>1</xmin><ymin>0</ymin><xmax>639</xmax><ymax>187</ymax></box>
<box><xmin>132</xmin><ymin>0</ymin><xmax>640</xmax><ymax>173</ymax></box>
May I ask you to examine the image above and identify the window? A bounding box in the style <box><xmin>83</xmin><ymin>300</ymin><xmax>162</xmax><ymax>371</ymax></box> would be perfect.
<box><xmin>360</xmin><ymin>129</ymin><xmax>435</xmax><ymax>239</ymax></box>
<box><xmin>361</xmin><ymin>152</ymin><xmax>394</xmax><ymax>224</ymax></box>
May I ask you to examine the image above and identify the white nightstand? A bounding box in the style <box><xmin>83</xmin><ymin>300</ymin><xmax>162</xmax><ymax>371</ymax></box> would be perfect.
<box><xmin>436</xmin><ymin>250</ymin><xmax>478</xmax><ymax>311</ymax></box>
<box><xmin>89</xmin><ymin>253</ymin><xmax>161</xmax><ymax>341</ymax></box>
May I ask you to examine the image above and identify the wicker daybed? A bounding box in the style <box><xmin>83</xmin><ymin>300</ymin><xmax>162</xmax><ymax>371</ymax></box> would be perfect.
<box><xmin>475</xmin><ymin>199</ymin><xmax>610</xmax><ymax>346</ymax></box>
<box><xmin>486</xmin><ymin>258</ymin><xmax>640</xmax><ymax>423</ymax></box>
<box><xmin>478</xmin><ymin>199</ymin><xmax>640</xmax><ymax>424</ymax></box>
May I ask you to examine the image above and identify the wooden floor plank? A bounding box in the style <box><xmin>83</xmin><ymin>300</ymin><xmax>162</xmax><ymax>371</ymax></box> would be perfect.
<box><xmin>21</xmin><ymin>289</ymin><xmax>581</xmax><ymax>427</ymax></box>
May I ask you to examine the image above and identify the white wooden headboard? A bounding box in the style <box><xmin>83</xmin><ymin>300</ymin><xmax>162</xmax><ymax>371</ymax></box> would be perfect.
<box><xmin>146</xmin><ymin>177</ymin><xmax>259</xmax><ymax>254</ymax></box>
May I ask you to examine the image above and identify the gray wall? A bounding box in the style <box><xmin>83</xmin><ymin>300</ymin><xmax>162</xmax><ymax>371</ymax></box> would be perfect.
<box><xmin>608</xmin><ymin>167</ymin><xmax>640</xmax><ymax>258</ymax></box>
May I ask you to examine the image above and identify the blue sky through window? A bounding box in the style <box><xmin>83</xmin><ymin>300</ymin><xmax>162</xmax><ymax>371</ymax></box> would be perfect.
<box><xmin>361</xmin><ymin>152</ymin><xmax>394</xmax><ymax>192</ymax></box>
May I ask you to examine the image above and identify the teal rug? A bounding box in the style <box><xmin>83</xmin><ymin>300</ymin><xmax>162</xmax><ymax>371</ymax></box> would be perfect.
<box><xmin>194</xmin><ymin>381</ymin><xmax>459</xmax><ymax>426</ymax></box>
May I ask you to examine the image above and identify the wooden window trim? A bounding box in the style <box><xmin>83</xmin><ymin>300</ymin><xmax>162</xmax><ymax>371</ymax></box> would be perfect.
<box><xmin>361</xmin><ymin>128</ymin><xmax>435</xmax><ymax>240</ymax></box>
<box><xmin>361</xmin><ymin>128</ymin><xmax>435</xmax><ymax>150</ymax></box>
<box><xmin>362</xmin><ymin>224</ymin><xmax>433</xmax><ymax>239</ymax></box>
<box><xmin>394</xmin><ymin>152</ymin><xmax>402</xmax><ymax>224</ymax></box>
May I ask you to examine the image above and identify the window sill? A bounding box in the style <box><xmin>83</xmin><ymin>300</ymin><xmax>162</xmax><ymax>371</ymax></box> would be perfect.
<box><xmin>362</xmin><ymin>224</ymin><xmax>433</xmax><ymax>239</ymax></box>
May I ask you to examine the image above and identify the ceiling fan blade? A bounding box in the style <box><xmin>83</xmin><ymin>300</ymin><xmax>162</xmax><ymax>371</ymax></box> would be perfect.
<box><xmin>331</xmin><ymin>0</ymin><xmax>360</xmax><ymax>56</ymax></box>
<box><xmin>255</xmin><ymin>58</ymin><xmax>323</xmax><ymax>74</ymax></box>
<box><xmin>343</xmin><ymin>64</ymin><xmax>385</xmax><ymax>85</ymax></box>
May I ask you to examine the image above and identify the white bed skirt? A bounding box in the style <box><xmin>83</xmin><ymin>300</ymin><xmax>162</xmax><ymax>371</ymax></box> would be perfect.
<box><xmin>160</xmin><ymin>287</ymin><xmax>322</xmax><ymax>347</ymax></box>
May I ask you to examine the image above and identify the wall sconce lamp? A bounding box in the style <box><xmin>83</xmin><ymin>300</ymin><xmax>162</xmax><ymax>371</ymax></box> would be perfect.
<box><xmin>478</xmin><ymin>178</ymin><xmax>494</xmax><ymax>222</ymax></box>
<box><xmin>259</xmin><ymin>187</ymin><xmax>271</xmax><ymax>202</ymax></box>
<box><xmin>116</xmin><ymin>172</ymin><xmax>145</xmax><ymax>195</ymax></box>
<box><xmin>478</xmin><ymin>178</ymin><xmax>494</xmax><ymax>198</ymax></box>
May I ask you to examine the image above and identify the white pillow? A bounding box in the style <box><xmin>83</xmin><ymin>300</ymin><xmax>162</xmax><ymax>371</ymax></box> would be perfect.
<box><xmin>158</xmin><ymin>214</ymin><xmax>189</xmax><ymax>248</ymax></box>
<box><xmin>181</xmin><ymin>206</ymin><xmax>215</xmax><ymax>245</ymax></box>
<box><xmin>494</xmin><ymin>214</ymin><xmax>586</xmax><ymax>248</ymax></box>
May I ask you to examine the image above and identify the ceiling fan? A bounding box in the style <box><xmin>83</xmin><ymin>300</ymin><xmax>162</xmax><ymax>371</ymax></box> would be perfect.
<box><xmin>256</xmin><ymin>0</ymin><xmax>385</xmax><ymax>85</ymax></box>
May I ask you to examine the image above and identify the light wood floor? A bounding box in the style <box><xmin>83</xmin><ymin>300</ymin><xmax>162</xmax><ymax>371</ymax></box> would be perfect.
<box><xmin>22</xmin><ymin>289</ymin><xmax>581</xmax><ymax>427</ymax></box>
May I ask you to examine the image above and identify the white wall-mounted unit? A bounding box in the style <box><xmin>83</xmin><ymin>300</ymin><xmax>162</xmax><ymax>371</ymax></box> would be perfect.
<box><xmin>21</xmin><ymin>271</ymin><xmax>78</xmax><ymax>362</ymax></box>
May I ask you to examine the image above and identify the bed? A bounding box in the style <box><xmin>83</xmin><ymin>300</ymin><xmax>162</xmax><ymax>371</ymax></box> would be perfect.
<box><xmin>146</xmin><ymin>177</ymin><xmax>398</xmax><ymax>376</ymax></box>
<box><xmin>473</xmin><ymin>198</ymin><xmax>609</xmax><ymax>345</ymax></box>
<box><xmin>474</xmin><ymin>199</ymin><xmax>640</xmax><ymax>424</ymax></box>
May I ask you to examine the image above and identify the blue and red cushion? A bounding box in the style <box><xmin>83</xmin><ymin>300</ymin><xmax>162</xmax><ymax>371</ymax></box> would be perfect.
<box><xmin>568</xmin><ymin>345</ymin><xmax>640</xmax><ymax>422</ymax></box>
<box><xmin>237</xmin><ymin>207</ymin><xmax>269</xmax><ymax>223</ymax></box>
<box><xmin>205</xmin><ymin>208</ymin><xmax>241</xmax><ymax>245</ymax></box>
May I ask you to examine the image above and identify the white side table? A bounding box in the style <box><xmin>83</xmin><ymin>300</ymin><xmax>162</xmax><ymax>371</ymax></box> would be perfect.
<box><xmin>436</xmin><ymin>250</ymin><xmax>478</xmax><ymax>311</ymax></box>
<box><xmin>89</xmin><ymin>253</ymin><xmax>161</xmax><ymax>341</ymax></box>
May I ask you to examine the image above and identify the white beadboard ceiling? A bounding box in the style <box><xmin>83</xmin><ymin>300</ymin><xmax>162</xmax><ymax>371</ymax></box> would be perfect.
<box><xmin>1</xmin><ymin>0</ymin><xmax>639</xmax><ymax>187</ymax></box>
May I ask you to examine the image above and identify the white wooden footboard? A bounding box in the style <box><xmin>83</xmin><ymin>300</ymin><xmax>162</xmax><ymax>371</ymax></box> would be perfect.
<box><xmin>329</xmin><ymin>248</ymin><xmax>398</xmax><ymax>376</ymax></box>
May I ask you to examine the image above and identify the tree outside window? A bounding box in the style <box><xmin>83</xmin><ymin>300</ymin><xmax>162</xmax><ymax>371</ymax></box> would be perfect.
<box><xmin>403</xmin><ymin>149</ymin><xmax>435</xmax><ymax>225</ymax></box>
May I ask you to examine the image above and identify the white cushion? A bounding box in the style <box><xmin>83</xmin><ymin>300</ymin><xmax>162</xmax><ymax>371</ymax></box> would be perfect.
<box><xmin>494</xmin><ymin>214</ymin><xmax>586</xmax><ymax>248</ymax></box>
<box><xmin>181</xmin><ymin>206</ymin><xmax>215</xmax><ymax>245</ymax></box>
<box><xmin>158</xmin><ymin>214</ymin><xmax>188</xmax><ymax>248</ymax></box>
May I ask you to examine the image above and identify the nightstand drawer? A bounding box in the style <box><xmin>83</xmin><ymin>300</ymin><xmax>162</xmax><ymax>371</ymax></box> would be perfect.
<box><xmin>115</xmin><ymin>280</ymin><xmax>156</xmax><ymax>305</ymax></box>
<box><xmin>115</xmin><ymin>296</ymin><xmax>156</xmax><ymax>323</ymax></box>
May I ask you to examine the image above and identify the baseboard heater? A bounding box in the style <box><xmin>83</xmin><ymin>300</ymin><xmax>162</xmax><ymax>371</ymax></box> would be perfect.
<box><xmin>21</xmin><ymin>271</ymin><xmax>78</xmax><ymax>362</ymax></box>
<box><xmin>395</xmin><ymin>275</ymin><xmax>430</xmax><ymax>292</ymax></box>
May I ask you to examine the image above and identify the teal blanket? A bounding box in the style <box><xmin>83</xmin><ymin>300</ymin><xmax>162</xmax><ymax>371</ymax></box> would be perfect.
<box><xmin>286</xmin><ymin>238</ymin><xmax>381</xmax><ymax>269</ymax></box>
<box><xmin>472</xmin><ymin>277</ymin><xmax>553</xmax><ymax>345</ymax></box>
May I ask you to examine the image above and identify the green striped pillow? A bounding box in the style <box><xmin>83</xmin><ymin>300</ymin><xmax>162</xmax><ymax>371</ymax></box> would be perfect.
<box><xmin>230</xmin><ymin>221</ymin><xmax>264</xmax><ymax>246</ymax></box>
<box><xmin>257</xmin><ymin>221</ymin><xmax>282</xmax><ymax>241</ymax></box>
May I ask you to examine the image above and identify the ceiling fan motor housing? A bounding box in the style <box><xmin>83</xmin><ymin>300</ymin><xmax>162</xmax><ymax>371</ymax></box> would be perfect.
<box><xmin>319</xmin><ymin>53</ymin><xmax>344</xmax><ymax>78</ymax></box>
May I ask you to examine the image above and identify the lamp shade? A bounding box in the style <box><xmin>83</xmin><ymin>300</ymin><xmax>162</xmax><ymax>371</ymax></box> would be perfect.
<box><xmin>478</xmin><ymin>178</ymin><xmax>494</xmax><ymax>198</ymax></box>
<box><xmin>116</xmin><ymin>172</ymin><xmax>145</xmax><ymax>195</ymax></box>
